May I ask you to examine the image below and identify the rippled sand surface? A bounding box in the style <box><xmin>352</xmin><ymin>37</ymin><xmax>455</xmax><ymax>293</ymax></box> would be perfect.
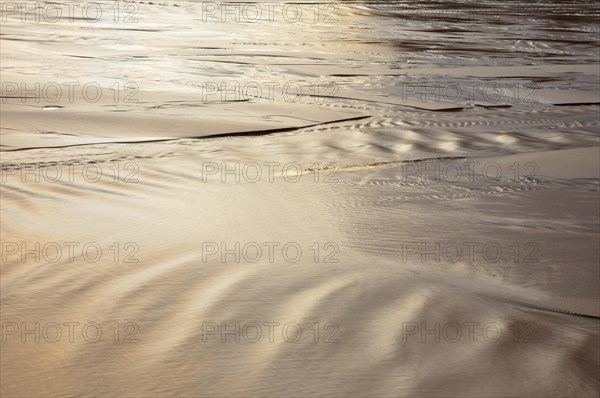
<box><xmin>1</xmin><ymin>1</ymin><xmax>599</xmax><ymax>397</ymax></box>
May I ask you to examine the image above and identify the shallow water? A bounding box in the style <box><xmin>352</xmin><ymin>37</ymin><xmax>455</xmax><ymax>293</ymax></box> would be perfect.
<box><xmin>2</xmin><ymin>0</ymin><xmax>599</xmax><ymax>154</ymax></box>
<box><xmin>1</xmin><ymin>1</ymin><xmax>599</xmax><ymax>397</ymax></box>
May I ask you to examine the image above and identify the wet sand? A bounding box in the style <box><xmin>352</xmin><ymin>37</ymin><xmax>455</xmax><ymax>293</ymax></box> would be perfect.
<box><xmin>1</xmin><ymin>1</ymin><xmax>599</xmax><ymax>397</ymax></box>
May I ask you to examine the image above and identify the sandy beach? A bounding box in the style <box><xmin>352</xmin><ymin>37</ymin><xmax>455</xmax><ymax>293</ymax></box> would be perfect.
<box><xmin>1</xmin><ymin>1</ymin><xmax>599</xmax><ymax>397</ymax></box>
